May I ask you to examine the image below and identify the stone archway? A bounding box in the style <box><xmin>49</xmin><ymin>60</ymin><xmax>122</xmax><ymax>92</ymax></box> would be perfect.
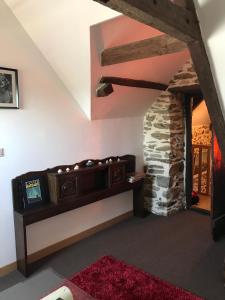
<box><xmin>143</xmin><ymin>59</ymin><xmax>199</xmax><ymax>216</ymax></box>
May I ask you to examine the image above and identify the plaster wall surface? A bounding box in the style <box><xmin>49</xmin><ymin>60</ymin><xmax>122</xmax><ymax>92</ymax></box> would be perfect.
<box><xmin>192</xmin><ymin>101</ymin><xmax>210</xmax><ymax>126</ymax></box>
<box><xmin>4</xmin><ymin>0</ymin><xmax>120</xmax><ymax>118</ymax></box>
<box><xmin>0</xmin><ymin>2</ymin><xmax>143</xmax><ymax>267</ymax></box>
<box><xmin>195</xmin><ymin>0</ymin><xmax>225</xmax><ymax>119</ymax></box>
<box><xmin>4</xmin><ymin>0</ymin><xmax>189</xmax><ymax>120</ymax></box>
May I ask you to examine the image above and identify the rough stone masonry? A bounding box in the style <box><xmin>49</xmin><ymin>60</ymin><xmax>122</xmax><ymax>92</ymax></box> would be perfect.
<box><xmin>143</xmin><ymin>59</ymin><xmax>199</xmax><ymax>216</ymax></box>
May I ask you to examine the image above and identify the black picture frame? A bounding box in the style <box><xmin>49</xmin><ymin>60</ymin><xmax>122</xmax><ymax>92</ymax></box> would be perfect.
<box><xmin>21</xmin><ymin>175</ymin><xmax>49</xmax><ymax>209</ymax></box>
<box><xmin>0</xmin><ymin>67</ymin><xmax>19</xmax><ymax>109</ymax></box>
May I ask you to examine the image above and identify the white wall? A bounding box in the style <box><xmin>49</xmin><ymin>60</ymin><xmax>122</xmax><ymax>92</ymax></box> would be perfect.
<box><xmin>4</xmin><ymin>0</ymin><xmax>120</xmax><ymax>118</ymax></box>
<box><xmin>4</xmin><ymin>1</ymin><xmax>190</xmax><ymax>120</ymax></box>
<box><xmin>195</xmin><ymin>0</ymin><xmax>225</xmax><ymax>118</ymax></box>
<box><xmin>0</xmin><ymin>2</ymin><xmax>143</xmax><ymax>267</ymax></box>
<box><xmin>192</xmin><ymin>101</ymin><xmax>210</xmax><ymax>126</ymax></box>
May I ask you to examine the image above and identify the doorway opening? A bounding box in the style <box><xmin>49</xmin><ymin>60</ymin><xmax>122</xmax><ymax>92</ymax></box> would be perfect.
<box><xmin>185</xmin><ymin>93</ymin><xmax>225</xmax><ymax>240</ymax></box>
<box><xmin>191</xmin><ymin>98</ymin><xmax>212</xmax><ymax>213</ymax></box>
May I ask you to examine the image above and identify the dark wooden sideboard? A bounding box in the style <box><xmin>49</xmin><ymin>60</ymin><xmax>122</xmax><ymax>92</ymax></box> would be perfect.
<box><xmin>12</xmin><ymin>155</ymin><xmax>147</xmax><ymax>276</ymax></box>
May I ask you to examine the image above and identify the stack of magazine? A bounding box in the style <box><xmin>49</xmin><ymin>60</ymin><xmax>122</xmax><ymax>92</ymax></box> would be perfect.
<box><xmin>127</xmin><ymin>172</ymin><xmax>145</xmax><ymax>183</ymax></box>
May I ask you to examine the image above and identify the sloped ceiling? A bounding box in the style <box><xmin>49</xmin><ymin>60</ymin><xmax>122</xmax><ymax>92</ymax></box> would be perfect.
<box><xmin>91</xmin><ymin>16</ymin><xmax>190</xmax><ymax>119</ymax></box>
<box><xmin>3</xmin><ymin>0</ymin><xmax>120</xmax><ymax>119</ymax></box>
<box><xmin>4</xmin><ymin>0</ymin><xmax>190</xmax><ymax>119</ymax></box>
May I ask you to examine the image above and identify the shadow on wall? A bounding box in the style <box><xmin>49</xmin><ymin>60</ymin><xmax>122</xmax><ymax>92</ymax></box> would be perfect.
<box><xmin>194</xmin><ymin>0</ymin><xmax>225</xmax><ymax>39</ymax></box>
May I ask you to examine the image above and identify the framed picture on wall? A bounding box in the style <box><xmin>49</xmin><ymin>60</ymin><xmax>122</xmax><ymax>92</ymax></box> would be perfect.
<box><xmin>0</xmin><ymin>67</ymin><xmax>19</xmax><ymax>108</ymax></box>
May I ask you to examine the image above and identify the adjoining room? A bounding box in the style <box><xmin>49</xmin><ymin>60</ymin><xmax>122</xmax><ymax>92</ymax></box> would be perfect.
<box><xmin>191</xmin><ymin>99</ymin><xmax>212</xmax><ymax>213</ymax></box>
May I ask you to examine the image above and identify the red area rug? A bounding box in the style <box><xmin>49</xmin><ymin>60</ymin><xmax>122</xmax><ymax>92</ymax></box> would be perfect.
<box><xmin>70</xmin><ymin>256</ymin><xmax>203</xmax><ymax>300</ymax></box>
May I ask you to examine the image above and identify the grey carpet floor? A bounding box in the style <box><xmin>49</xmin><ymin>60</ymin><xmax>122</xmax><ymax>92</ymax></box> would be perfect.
<box><xmin>1</xmin><ymin>211</ymin><xmax>225</xmax><ymax>300</ymax></box>
<box><xmin>0</xmin><ymin>269</ymin><xmax>63</xmax><ymax>300</ymax></box>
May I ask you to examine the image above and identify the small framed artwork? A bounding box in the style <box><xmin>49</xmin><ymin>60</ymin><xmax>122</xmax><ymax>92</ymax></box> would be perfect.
<box><xmin>0</xmin><ymin>67</ymin><xmax>19</xmax><ymax>109</ymax></box>
<box><xmin>21</xmin><ymin>175</ymin><xmax>49</xmax><ymax>209</ymax></box>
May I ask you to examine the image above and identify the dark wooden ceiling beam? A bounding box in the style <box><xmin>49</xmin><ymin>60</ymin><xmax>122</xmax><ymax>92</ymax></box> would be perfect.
<box><xmin>100</xmin><ymin>76</ymin><xmax>168</xmax><ymax>90</ymax></box>
<box><xmin>185</xmin><ymin>0</ymin><xmax>196</xmax><ymax>12</ymax></box>
<box><xmin>93</xmin><ymin>0</ymin><xmax>201</xmax><ymax>42</ymax></box>
<box><xmin>168</xmin><ymin>83</ymin><xmax>201</xmax><ymax>95</ymax></box>
<box><xmin>96</xmin><ymin>76</ymin><xmax>168</xmax><ymax>97</ymax></box>
<box><xmin>170</xmin><ymin>0</ymin><xmax>186</xmax><ymax>8</ymax></box>
<box><xmin>102</xmin><ymin>34</ymin><xmax>187</xmax><ymax>66</ymax></box>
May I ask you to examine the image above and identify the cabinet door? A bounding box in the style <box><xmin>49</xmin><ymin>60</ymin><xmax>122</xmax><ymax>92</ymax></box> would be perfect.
<box><xmin>59</xmin><ymin>174</ymin><xmax>78</xmax><ymax>200</ymax></box>
<box><xmin>109</xmin><ymin>162</ymin><xmax>126</xmax><ymax>186</ymax></box>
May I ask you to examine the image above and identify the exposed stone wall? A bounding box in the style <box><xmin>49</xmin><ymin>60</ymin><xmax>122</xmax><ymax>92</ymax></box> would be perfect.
<box><xmin>192</xmin><ymin>125</ymin><xmax>212</xmax><ymax>146</ymax></box>
<box><xmin>169</xmin><ymin>60</ymin><xmax>199</xmax><ymax>90</ymax></box>
<box><xmin>144</xmin><ymin>59</ymin><xmax>199</xmax><ymax>216</ymax></box>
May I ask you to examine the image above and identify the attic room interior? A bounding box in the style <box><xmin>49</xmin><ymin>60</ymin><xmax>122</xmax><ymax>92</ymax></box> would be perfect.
<box><xmin>1</xmin><ymin>0</ymin><xmax>225</xmax><ymax>299</ymax></box>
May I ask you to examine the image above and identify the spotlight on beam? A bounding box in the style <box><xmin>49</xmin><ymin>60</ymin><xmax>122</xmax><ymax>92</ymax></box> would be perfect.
<box><xmin>96</xmin><ymin>83</ymin><xmax>114</xmax><ymax>97</ymax></box>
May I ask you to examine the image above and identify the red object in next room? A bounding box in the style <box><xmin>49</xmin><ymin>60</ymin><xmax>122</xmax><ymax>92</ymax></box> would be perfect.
<box><xmin>213</xmin><ymin>134</ymin><xmax>222</xmax><ymax>170</ymax></box>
